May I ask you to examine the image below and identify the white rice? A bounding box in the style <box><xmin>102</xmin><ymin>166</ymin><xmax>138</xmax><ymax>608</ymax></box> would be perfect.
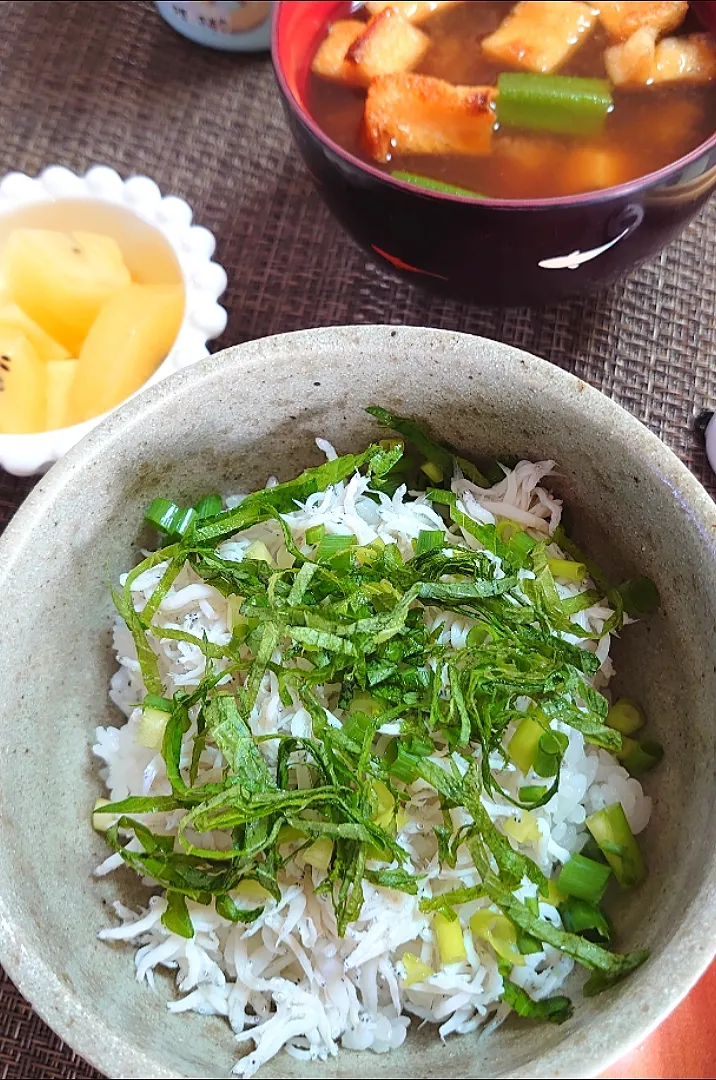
<box><xmin>94</xmin><ymin>445</ymin><xmax>651</xmax><ymax>1077</ymax></box>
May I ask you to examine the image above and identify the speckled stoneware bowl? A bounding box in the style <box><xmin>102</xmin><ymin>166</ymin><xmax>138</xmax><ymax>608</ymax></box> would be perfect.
<box><xmin>0</xmin><ymin>326</ymin><xmax>715</xmax><ymax>1080</ymax></box>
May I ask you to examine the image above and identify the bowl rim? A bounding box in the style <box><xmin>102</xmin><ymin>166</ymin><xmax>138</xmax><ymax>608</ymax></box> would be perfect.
<box><xmin>1</xmin><ymin>324</ymin><xmax>716</xmax><ymax>1079</ymax></box>
<box><xmin>271</xmin><ymin>0</ymin><xmax>716</xmax><ymax>211</ymax></box>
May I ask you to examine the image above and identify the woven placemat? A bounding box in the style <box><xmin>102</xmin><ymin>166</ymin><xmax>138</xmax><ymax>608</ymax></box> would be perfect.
<box><xmin>0</xmin><ymin>1</ymin><xmax>714</xmax><ymax>1076</ymax></box>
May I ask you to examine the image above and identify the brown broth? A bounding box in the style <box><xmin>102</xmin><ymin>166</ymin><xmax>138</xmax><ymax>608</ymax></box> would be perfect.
<box><xmin>307</xmin><ymin>1</ymin><xmax>716</xmax><ymax>199</ymax></box>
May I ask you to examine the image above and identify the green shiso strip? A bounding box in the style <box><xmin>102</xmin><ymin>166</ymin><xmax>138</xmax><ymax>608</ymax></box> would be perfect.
<box><xmin>97</xmin><ymin>408</ymin><xmax>655</xmax><ymax>1011</ymax></box>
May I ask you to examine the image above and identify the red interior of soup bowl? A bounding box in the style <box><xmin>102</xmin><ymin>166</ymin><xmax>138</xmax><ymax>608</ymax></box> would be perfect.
<box><xmin>691</xmin><ymin>0</ymin><xmax>716</xmax><ymax>34</ymax></box>
<box><xmin>274</xmin><ymin>0</ymin><xmax>716</xmax><ymax>208</ymax></box>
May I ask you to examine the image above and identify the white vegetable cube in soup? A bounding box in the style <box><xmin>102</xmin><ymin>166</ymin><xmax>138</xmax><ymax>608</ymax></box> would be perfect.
<box><xmin>481</xmin><ymin>1</ymin><xmax>597</xmax><ymax>74</ymax></box>
<box><xmin>363</xmin><ymin>74</ymin><xmax>496</xmax><ymax>162</ymax></box>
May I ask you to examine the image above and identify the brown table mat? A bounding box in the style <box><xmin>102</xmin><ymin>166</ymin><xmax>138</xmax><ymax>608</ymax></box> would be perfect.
<box><xmin>0</xmin><ymin>1</ymin><xmax>714</xmax><ymax>1076</ymax></box>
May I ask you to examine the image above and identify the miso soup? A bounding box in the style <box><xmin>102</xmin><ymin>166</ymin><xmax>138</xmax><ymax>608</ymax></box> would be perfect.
<box><xmin>308</xmin><ymin>1</ymin><xmax>716</xmax><ymax>199</ymax></box>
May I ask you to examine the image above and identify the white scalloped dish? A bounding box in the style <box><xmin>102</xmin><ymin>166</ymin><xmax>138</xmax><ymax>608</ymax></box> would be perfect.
<box><xmin>0</xmin><ymin>165</ymin><xmax>228</xmax><ymax>476</ymax></box>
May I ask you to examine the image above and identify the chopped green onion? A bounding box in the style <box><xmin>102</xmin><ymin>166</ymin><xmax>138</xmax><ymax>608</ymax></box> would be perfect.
<box><xmin>617</xmin><ymin>576</ymin><xmax>660</xmax><ymax>616</ymax></box>
<box><xmin>471</xmin><ymin>910</ymin><xmax>525</xmax><ymax>967</ymax></box>
<box><xmin>546</xmin><ymin>558</ymin><xmax>587</xmax><ymax>583</ymax></box>
<box><xmin>277</xmin><ymin>825</ymin><xmax>303</xmax><ymax>846</ymax></box>
<box><xmin>355</xmin><ymin>544</ymin><xmax>377</xmax><ymax>565</ymax></box>
<box><xmin>533</xmin><ymin>729</ymin><xmax>569</xmax><ymax>778</ymax></box>
<box><xmin>194</xmin><ymin>493</ymin><xmax>223</xmax><ymax>519</ymax></box>
<box><xmin>466</xmin><ymin>624</ymin><xmax>490</xmax><ymax>649</ymax></box>
<box><xmin>144</xmin><ymin>497</ymin><xmax>180</xmax><ymax>532</ymax></box>
<box><xmin>506</xmin><ymin>528</ymin><xmax>537</xmax><ymax>560</ymax></box>
<box><xmin>401</xmin><ymin>952</ymin><xmax>435</xmax><ymax>986</ymax></box>
<box><xmin>136</xmin><ymin>695</ymin><xmax>173</xmax><ymax>750</ymax></box>
<box><xmin>606</xmin><ymin>698</ymin><xmax>645</xmax><ymax>736</ymax></box>
<box><xmin>92</xmin><ymin>797</ymin><xmax>115</xmax><ymax>833</ymax></box>
<box><xmin>162</xmin><ymin>891</ymin><xmax>194</xmax><ymax>938</ymax></box>
<box><xmin>144</xmin><ymin>498</ymin><xmax>197</xmax><ymax>537</ymax></box>
<box><xmin>503</xmin><ymin>812</ymin><xmax>539</xmax><ymax>844</ymax></box>
<box><xmin>356</xmin><ymin>536</ymin><xmax>386</xmax><ymax>566</ymax></box>
<box><xmin>496</xmin><ymin>519</ymin><xmax>520</xmax><ymax>543</ymax></box>
<box><xmin>587</xmin><ymin>803</ymin><xmax>645</xmax><ymax>888</ymax></box>
<box><xmin>305</xmin><ymin>523</ymin><xmax>325</xmax><ymax>545</ymax></box>
<box><xmin>434</xmin><ymin>912</ymin><xmax>467</xmax><ymax>965</ymax></box>
<box><xmin>560</xmin><ymin>897</ymin><xmax>611</xmax><ymax>941</ymax></box>
<box><xmin>496</xmin><ymin>73</ymin><xmax>613</xmax><ymax>137</ymax></box>
<box><xmin>391</xmin><ymin>170</ymin><xmax>485</xmax><ymax>199</ymax></box>
<box><xmin>557</xmin><ymin>853</ymin><xmax>612</xmax><ymax>904</ymax></box>
<box><xmin>502</xmin><ymin>978</ymin><xmax>573</xmax><ymax>1024</ymax></box>
<box><xmin>618</xmin><ymin>737</ymin><xmax>663</xmax><ymax>776</ymax></box>
<box><xmin>519</xmin><ymin>785</ymin><xmax>548</xmax><ymax>803</ymax></box>
<box><xmin>508</xmin><ymin>715</ymin><xmax>544</xmax><ymax>774</ymax></box>
<box><xmin>235</xmin><ymin>880</ymin><xmax>271</xmax><ymax>904</ymax></box>
<box><xmin>390</xmin><ymin>746</ymin><xmax>420</xmax><ymax>785</ymax></box>
<box><xmin>421</xmin><ymin>461</ymin><xmax>444</xmax><ymax>485</ymax></box>
<box><xmin>137</xmin><ymin>710</ymin><xmax>170</xmax><ymax>750</ymax></box>
<box><xmin>348</xmin><ymin>693</ymin><xmax>383</xmax><ymax>718</ymax></box>
<box><xmin>515</xmin><ymin>930</ymin><xmax>543</xmax><ymax>955</ymax></box>
<box><xmin>370</xmin><ymin>780</ymin><xmax>395</xmax><ymax>828</ymax></box>
<box><xmin>403</xmin><ymin>734</ymin><xmax>434</xmax><ymax>758</ymax></box>
<box><xmin>244</xmin><ymin>540</ymin><xmax>274</xmax><ymax>565</ymax></box>
<box><xmin>143</xmin><ymin>694</ymin><xmax>172</xmax><ymax>712</ymax></box>
<box><xmin>541</xmin><ymin>878</ymin><xmax>566</xmax><ymax>907</ymax></box>
<box><xmin>316</xmin><ymin>533</ymin><xmax>356</xmax><ymax>562</ymax></box>
<box><xmin>226</xmin><ymin>595</ymin><xmax>247</xmax><ymax>633</ymax></box>
<box><xmin>303</xmin><ymin>838</ymin><xmax>334</xmax><ymax>872</ymax></box>
<box><xmin>342</xmin><ymin>713</ymin><xmax>370</xmax><ymax>744</ymax></box>
<box><xmin>580</xmin><ymin>836</ymin><xmax>608</xmax><ymax>864</ymax></box>
<box><xmin>415</xmin><ymin>529</ymin><xmax>445</xmax><ymax>556</ymax></box>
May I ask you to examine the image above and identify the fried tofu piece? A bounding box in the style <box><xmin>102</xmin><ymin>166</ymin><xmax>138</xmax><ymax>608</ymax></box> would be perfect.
<box><xmin>347</xmin><ymin>8</ymin><xmax>430</xmax><ymax>82</ymax></box>
<box><xmin>363</xmin><ymin>73</ymin><xmax>496</xmax><ymax>162</ymax></box>
<box><xmin>366</xmin><ymin>2</ymin><xmax>463</xmax><ymax>24</ymax></box>
<box><xmin>606</xmin><ymin>30</ymin><xmax>716</xmax><ymax>86</ymax></box>
<box><xmin>311</xmin><ymin>11</ymin><xmax>430</xmax><ymax>87</ymax></box>
<box><xmin>481</xmin><ymin>1</ymin><xmax>596</xmax><ymax>74</ymax></box>
<box><xmin>596</xmin><ymin>1</ymin><xmax>688</xmax><ymax>43</ymax></box>
<box><xmin>311</xmin><ymin>20</ymin><xmax>365</xmax><ymax>84</ymax></box>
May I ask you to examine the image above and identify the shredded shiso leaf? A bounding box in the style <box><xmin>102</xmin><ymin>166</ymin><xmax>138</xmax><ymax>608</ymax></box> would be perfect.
<box><xmin>97</xmin><ymin>408</ymin><xmax>657</xmax><ymax>1019</ymax></box>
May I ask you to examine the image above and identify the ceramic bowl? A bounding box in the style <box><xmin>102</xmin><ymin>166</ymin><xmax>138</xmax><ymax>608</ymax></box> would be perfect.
<box><xmin>272</xmin><ymin>1</ymin><xmax>716</xmax><ymax>305</ymax></box>
<box><xmin>0</xmin><ymin>164</ymin><xmax>228</xmax><ymax>476</ymax></box>
<box><xmin>0</xmin><ymin>325</ymin><xmax>715</xmax><ymax>1079</ymax></box>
